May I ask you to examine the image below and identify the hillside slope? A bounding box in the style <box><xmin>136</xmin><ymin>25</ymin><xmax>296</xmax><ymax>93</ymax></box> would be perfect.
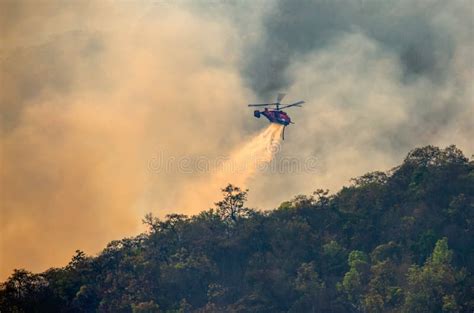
<box><xmin>1</xmin><ymin>145</ymin><xmax>473</xmax><ymax>313</ymax></box>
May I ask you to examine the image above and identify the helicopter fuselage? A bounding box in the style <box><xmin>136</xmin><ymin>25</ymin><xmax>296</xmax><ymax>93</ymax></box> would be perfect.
<box><xmin>254</xmin><ymin>108</ymin><xmax>291</xmax><ymax>126</ymax></box>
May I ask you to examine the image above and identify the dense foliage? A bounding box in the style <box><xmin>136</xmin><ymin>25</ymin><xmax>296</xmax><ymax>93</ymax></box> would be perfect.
<box><xmin>1</xmin><ymin>145</ymin><xmax>473</xmax><ymax>313</ymax></box>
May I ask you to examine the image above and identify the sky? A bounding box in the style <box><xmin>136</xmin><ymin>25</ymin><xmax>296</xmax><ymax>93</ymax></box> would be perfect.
<box><xmin>1</xmin><ymin>0</ymin><xmax>473</xmax><ymax>280</ymax></box>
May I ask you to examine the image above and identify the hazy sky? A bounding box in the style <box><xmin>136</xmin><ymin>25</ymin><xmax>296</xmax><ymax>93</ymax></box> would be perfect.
<box><xmin>1</xmin><ymin>0</ymin><xmax>472</xmax><ymax>279</ymax></box>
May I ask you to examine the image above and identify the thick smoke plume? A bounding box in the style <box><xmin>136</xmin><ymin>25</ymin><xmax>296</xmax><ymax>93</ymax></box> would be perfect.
<box><xmin>1</xmin><ymin>1</ymin><xmax>248</xmax><ymax>279</ymax></box>
<box><xmin>1</xmin><ymin>0</ymin><xmax>472</xmax><ymax>280</ymax></box>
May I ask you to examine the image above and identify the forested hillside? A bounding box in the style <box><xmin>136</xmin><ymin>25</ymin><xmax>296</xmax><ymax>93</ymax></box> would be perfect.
<box><xmin>1</xmin><ymin>145</ymin><xmax>473</xmax><ymax>313</ymax></box>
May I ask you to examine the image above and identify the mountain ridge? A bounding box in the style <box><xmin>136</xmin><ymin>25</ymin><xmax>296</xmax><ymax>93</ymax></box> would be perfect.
<box><xmin>1</xmin><ymin>145</ymin><xmax>473</xmax><ymax>313</ymax></box>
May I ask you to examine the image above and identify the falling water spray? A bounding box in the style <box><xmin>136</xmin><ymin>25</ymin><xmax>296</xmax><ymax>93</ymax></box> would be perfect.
<box><xmin>177</xmin><ymin>124</ymin><xmax>284</xmax><ymax>212</ymax></box>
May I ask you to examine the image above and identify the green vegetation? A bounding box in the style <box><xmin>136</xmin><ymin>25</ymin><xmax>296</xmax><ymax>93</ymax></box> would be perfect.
<box><xmin>1</xmin><ymin>145</ymin><xmax>473</xmax><ymax>312</ymax></box>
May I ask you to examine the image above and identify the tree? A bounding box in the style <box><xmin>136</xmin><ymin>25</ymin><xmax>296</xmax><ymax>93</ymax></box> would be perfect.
<box><xmin>363</xmin><ymin>260</ymin><xmax>402</xmax><ymax>313</ymax></box>
<box><xmin>338</xmin><ymin>251</ymin><xmax>369</xmax><ymax>310</ymax></box>
<box><xmin>351</xmin><ymin>171</ymin><xmax>389</xmax><ymax>187</ymax></box>
<box><xmin>214</xmin><ymin>184</ymin><xmax>251</xmax><ymax>224</ymax></box>
<box><xmin>402</xmin><ymin>238</ymin><xmax>464</xmax><ymax>313</ymax></box>
<box><xmin>0</xmin><ymin>269</ymin><xmax>51</xmax><ymax>312</ymax></box>
<box><xmin>291</xmin><ymin>262</ymin><xmax>326</xmax><ymax>313</ymax></box>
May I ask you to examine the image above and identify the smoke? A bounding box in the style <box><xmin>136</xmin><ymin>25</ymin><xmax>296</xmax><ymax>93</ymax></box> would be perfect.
<box><xmin>0</xmin><ymin>1</ymin><xmax>249</xmax><ymax>279</ymax></box>
<box><xmin>1</xmin><ymin>0</ymin><xmax>472</xmax><ymax>280</ymax></box>
<box><xmin>241</xmin><ymin>0</ymin><xmax>471</xmax><ymax>98</ymax></box>
<box><xmin>176</xmin><ymin>124</ymin><xmax>283</xmax><ymax>213</ymax></box>
<box><xmin>240</xmin><ymin>0</ymin><xmax>473</xmax><ymax>208</ymax></box>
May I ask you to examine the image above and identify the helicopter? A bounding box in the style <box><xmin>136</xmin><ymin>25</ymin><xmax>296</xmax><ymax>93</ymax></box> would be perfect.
<box><xmin>248</xmin><ymin>93</ymin><xmax>304</xmax><ymax>139</ymax></box>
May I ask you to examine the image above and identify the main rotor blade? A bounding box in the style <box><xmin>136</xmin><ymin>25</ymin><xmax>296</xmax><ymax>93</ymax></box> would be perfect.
<box><xmin>277</xmin><ymin>93</ymin><xmax>286</xmax><ymax>103</ymax></box>
<box><xmin>248</xmin><ymin>103</ymin><xmax>271</xmax><ymax>107</ymax></box>
<box><xmin>248</xmin><ymin>103</ymin><xmax>279</xmax><ymax>107</ymax></box>
<box><xmin>280</xmin><ymin>101</ymin><xmax>305</xmax><ymax>109</ymax></box>
<box><xmin>290</xmin><ymin>101</ymin><xmax>305</xmax><ymax>106</ymax></box>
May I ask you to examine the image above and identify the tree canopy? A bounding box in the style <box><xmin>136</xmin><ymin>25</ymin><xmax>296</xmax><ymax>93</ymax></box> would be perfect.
<box><xmin>1</xmin><ymin>145</ymin><xmax>473</xmax><ymax>312</ymax></box>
